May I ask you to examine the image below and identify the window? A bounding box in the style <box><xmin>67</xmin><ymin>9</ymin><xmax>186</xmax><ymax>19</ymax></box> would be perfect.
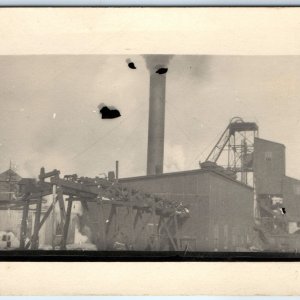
<box><xmin>265</xmin><ymin>151</ymin><xmax>272</xmax><ymax>161</ymax></box>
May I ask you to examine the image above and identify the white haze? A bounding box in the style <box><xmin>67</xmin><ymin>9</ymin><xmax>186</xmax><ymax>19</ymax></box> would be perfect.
<box><xmin>1</xmin><ymin>55</ymin><xmax>300</xmax><ymax>180</ymax></box>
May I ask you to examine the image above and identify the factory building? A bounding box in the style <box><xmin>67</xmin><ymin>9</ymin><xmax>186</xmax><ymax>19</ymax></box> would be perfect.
<box><xmin>0</xmin><ymin>169</ymin><xmax>23</xmax><ymax>248</ymax></box>
<box><xmin>2</xmin><ymin>131</ymin><xmax>300</xmax><ymax>251</ymax></box>
<box><xmin>2</xmin><ymin>55</ymin><xmax>300</xmax><ymax>252</ymax></box>
<box><xmin>114</xmin><ymin>135</ymin><xmax>300</xmax><ymax>252</ymax></box>
<box><xmin>120</xmin><ymin>169</ymin><xmax>254</xmax><ymax>251</ymax></box>
<box><xmin>253</xmin><ymin>138</ymin><xmax>285</xmax><ymax>196</ymax></box>
<box><xmin>283</xmin><ymin>177</ymin><xmax>300</xmax><ymax>223</ymax></box>
<box><xmin>0</xmin><ymin>169</ymin><xmax>21</xmax><ymax>201</ymax></box>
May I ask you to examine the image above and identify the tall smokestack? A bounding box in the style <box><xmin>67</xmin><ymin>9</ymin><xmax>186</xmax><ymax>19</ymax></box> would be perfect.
<box><xmin>144</xmin><ymin>55</ymin><xmax>172</xmax><ymax>175</ymax></box>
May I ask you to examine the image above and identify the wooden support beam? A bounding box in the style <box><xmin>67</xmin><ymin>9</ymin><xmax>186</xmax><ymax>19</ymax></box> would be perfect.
<box><xmin>96</xmin><ymin>199</ymin><xmax>107</xmax><ymax>250</ymax></box>
<box><xmin>31</xmin><ymin>194</ymin><xmax>43</xmax><ymax>250</ymax></box>
<box><xmin>61</xmin><ymin>198</ymin><xmax>73</xmax><ymax>250</ymax></box>
<box><xmin>160</xmin><ymin>217</ymin><xmax>178</xmax><ymax>251</ymax></box>
<box><xmin>56</xmin><ymin>188</ymin><xmax>66</xmax><ymax>223</ymax></box>
<box><xmin>51</xmin><ymin>177</ymin><xmax>99</xmax><ymax>196</ymax></box>
<box><xmin>128</xmin><ymin>196</ymin><xmax>135</xmax><ymax>249</ymax></box>
<box><xmin>30</xmin><ymin>190</ymin><xmax>53</xmax><ymax>199</ymax></box>
<box><xmin>133</xmin><ymin>213</ymin><xmax>153</xmax><ymax>245</ymax></box>
<box><xmin>133</xmin><ymin>210</ymin><xmax>142</xmax><ymax>229</ymax></box>
<box><xmin>157</xmin><ymin>215</ymin><xmax>163</xmax><ymax>250</ymax></box>
<box><xmin>174</xmin><ymin>214</ymin><xmax>181</xmax><ymax>250</ymax></box>
<box><xmin>151</xmin><ymin>201</ymin><xmax>157</xmax><ymax>251</ymax></box>
<box><xmin>105</xmin><ymin>205</ymin><xmax>116</xmax><ymax>235</ymax></box>
<box><xmin>19</xmin><ymin>195</ymin><xmax>30</xmax><ymax>249</ymax></box>
<box><xmin>79</xmin><ymin>198</ymin><xmax>92</xmax><ymax>233</ymax></box>
<box><xmin>57</xmin><ymin>197</ymin><xmax>153</xmax><ymax>211</ymax></box>
<box><xmin>39</xmin><ymin>169</ymin><xmax>60</xmax><ymax>180</ymax></box>
<box><xmin>80</xmin><ymin>199</ymin><xmax>89</xmax><ymax>212</ymax></box>
<box><xmin>105</xmin><ymin>205</ymin><xmax>117</xmax><ymax>249</ymax></box>
<box><xmin>0</xmin><ymin>197</ymin><xmax>47</xmax><ymax>206</ymax></box>
<box><xmin>24</xmin><ymin>202</ymin><xmax>54</xmax><ymax>249</ymax></box>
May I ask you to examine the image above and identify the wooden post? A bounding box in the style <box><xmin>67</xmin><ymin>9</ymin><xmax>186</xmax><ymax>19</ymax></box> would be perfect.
<box><xmin>157</xmin><ymin>215</ymin><xmax>163</xmax><ymax>250</ymax></box>
<box><xmin>133</xmin><ymin>212</ymin><xmax>153</xmax><ymax>246</ymax></box>
<box><xmin>51</xmin><ymin>184</ymin><xmax>57</xmax><ymax>250</ymax></box>
<box><xmin>56</xmin><ymin>187</ymin><xmax>66</xmax><ymax>223</ymax></box>
<box><xmin>133</xmin><ymin>210</ymin><xmax>141</xmax><ymax>229</ymax></box>
<box><xmin>38</xmin><ymin>204</ymin><xmax>54</xmax><ymax>230</ymax></box>
<box><xmin>174</xmin><ymin>214</ymin><xmax>181</xmax><ymax>250</ymax></box>
<box><xmin>105</xmin><ymin>205</ymin><xmax>116</xmax><ymax>235</ymax></box>
<box><xmin>151</xmin><ymin>200</ymin><xmax>157</xmax><ymax>250</ymax></box>
<box><xmin>105</xmin><ymin>205</ymin><xmax>117</xmax><ymax>249</ymax></box>
<box><xmin>161</xmin><ymin>218</ymin><xmax>178</xmax><ymax>251</ymax></box>
<box><xmin>128</xmin><ymin>193</ymin><xmax>135</xmax><ymax>250</ymax></box>
<box><xmin>80</xmin><ymin>199</ymin><xmax>89</xmax><ymax>212</ymax></box>
<box><xmin>115</xmin><ymin>161</ymin><xmax>119</xmax><ymax>182</ymax></box>
<box><xmin>61</xmin><ymin>198</ymin><xmax>73</xmax><ymax>250</ymax></box>
<box><xmin>25</xmin><ymin>203</ymin><xmax>55</xmax><ymax>249</ymax></box>
<box><xmin>19</xmin><ymin>197</ymin><xmax>30</xmax><ymax>249</ymax></box>
<box><xmin>31</xmin><ymin>194</ymin><xmax>42</xmax><ymax>249</ymax></box>
<box><xmin>96</xmin><ymin>198</ymin><xmax>107</xmax><ymax>250</ymax></box>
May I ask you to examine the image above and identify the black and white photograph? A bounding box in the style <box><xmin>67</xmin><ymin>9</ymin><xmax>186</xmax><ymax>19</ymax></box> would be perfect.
<box><xmin>1</xmin><ymin>54</ymin><xmax>300</xmax><ymax>256</ymax></box>
<box><xmin>2</xmin><ymin>6</ymin><xmax>300</xmax><ymax>297</ymax></box>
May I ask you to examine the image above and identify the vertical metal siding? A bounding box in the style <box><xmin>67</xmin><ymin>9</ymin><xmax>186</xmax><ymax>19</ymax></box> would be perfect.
<box><xmin>254</xmin><ymin>138</ymin><xmax>285</xmax><ymax>195</ymax></box>
<box><xmin>121</xmin><ymin>170</ymin><xmax>254</xmax><ymax>251</ymax></box>
<box><xmin>283</xmin><ymin>176</ymin><xmax>300</xmax><ymax>221</ymax></box>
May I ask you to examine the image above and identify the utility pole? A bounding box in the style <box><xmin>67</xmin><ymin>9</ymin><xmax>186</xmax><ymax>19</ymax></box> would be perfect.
<box><xmin>8</xmin><ymin>160</ymin><xmax>12</xmax><ymax>201</ymax></box>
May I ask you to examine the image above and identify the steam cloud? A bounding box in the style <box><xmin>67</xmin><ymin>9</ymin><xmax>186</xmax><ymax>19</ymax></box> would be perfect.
<box><xmin>164</xmin><ymin>143</ymin><xmax>186</xmax><ymax>172</ymax></box>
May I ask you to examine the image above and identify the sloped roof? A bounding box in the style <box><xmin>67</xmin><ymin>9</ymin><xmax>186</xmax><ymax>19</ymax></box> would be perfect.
<box><xmin>0</xmin><ymin>169</ymin><xmax>22</xmax><ymax>182</ymax></box>
<box><xmin>120</xmin><ymin>168</ymin><xmax>253</xmax><ymax>190</ymax></box>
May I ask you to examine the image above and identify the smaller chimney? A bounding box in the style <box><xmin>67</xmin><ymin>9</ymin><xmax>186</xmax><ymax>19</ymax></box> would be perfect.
<box><xmin>115</xmin><ymin>160</ymin><xmax>119</xmax><ymax>182</ymax></box>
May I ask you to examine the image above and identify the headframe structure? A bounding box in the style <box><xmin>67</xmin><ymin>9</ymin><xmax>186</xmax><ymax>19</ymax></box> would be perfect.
<box><xmin>201</xmin><ymin>117</ymin><xmax>259</xmax><ymax>185</ymax></box>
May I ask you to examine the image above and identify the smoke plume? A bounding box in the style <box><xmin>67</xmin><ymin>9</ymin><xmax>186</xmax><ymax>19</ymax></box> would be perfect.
<box><xmin>143</xmin><ymin>55</ymin><xmax>173</xmax><ymax>73</ymax></box>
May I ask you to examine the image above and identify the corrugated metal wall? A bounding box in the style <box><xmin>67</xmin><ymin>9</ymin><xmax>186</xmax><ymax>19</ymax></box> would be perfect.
<box><xmin>121</xmin><ymin>169</ymin><xmax>254</xmax><ymax>251</ymax></box>
<box><xmin>254</xmin><ymin>137</ymin><xmax>285</xmax><ymax>195</ymax></box>
<box><xmin>283</xmin><ymin>176</ymin><xmax>300</xmax><ymax>221</ymax></box>
<box><xmin>207</xmin><ymin>173</ymin><xmax>254</xmax><ymax>251</ymax></box>
<box><xmin>120</xmin><ymin>171</ymin><xmax>210</xmax><ymax>251</ymax></box>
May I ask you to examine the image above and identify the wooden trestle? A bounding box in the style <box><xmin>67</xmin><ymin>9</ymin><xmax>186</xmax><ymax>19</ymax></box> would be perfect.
<box><xmin>17</xmin><ymin>168</ymin><xmax>187</xmax><ymax>251</ymax></box>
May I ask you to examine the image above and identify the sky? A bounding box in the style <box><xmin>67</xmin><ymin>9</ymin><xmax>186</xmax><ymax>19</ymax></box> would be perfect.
<box><xmin>0</xmin><ymin>55</ymin><xmax>300</xmax><ymax>179</ymax></box>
